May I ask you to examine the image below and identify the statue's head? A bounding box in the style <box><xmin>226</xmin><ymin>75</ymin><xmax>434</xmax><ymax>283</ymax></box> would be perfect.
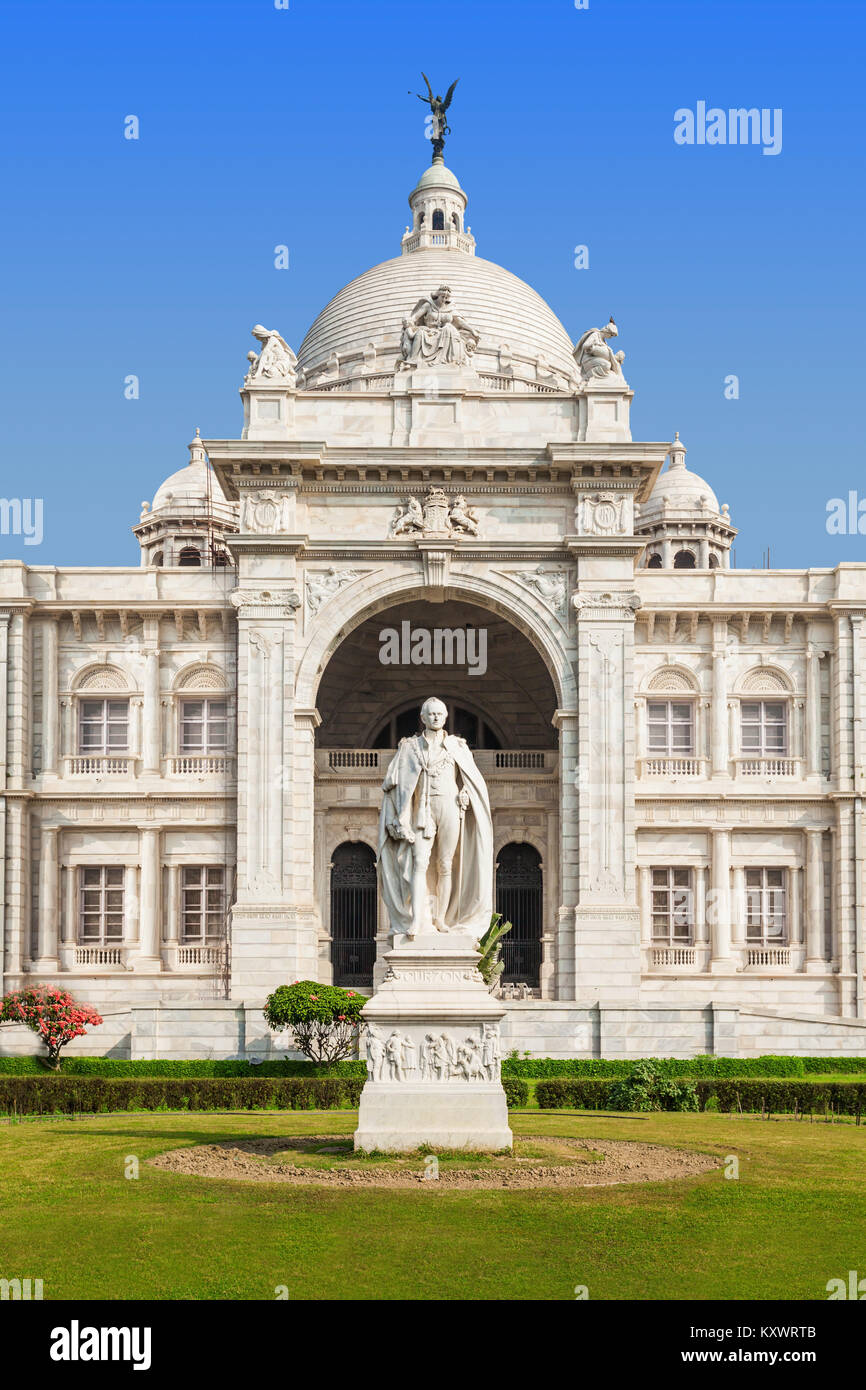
<box><xmin>602</xmin><ymin>317</ymin><xmax>618</xmax><ymax>340</ymax></box>
<box><xmin>434</xmin><ymin>284</ymin><xmax>452</xmax><ymax>305</ymax></box>
<box><xmin>420</xmin><ymin>697</ymin><xmax>448</xmax><ymax>731</ymax></box>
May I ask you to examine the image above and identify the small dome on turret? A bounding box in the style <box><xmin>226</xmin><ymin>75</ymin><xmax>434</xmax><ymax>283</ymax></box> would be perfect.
<box><xmin>636</xmin><ymin>433</ymin><xmax>736</xmax><ymax>571</ymax></box>
<box><xmin>133</xmin><ymin>430</ymin><xmax>238</xmax><ymax>568</ymax></box>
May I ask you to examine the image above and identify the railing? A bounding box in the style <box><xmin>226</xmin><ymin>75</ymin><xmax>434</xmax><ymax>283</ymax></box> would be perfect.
<box><xmin>74</xmin><ymin>946</ymin><xmax>123</xmax><ymax>967</ymax></box>
<box><xmin>66</xmin><ymin>756</ymin><xmax>133</xmax><ymax>776</ymax></box>
<box><xmin>177</xmin><ymin>945</ymin><xmax>225</xmax><ymax>967</ymax></box>
<box><xmin>746</xmin><ymin>946</ymin><xmax>791</xmax><ymax>967</ymax></box>
<box><xmin>314</xmin><ymin>373</ymin><xmax>396</xmax><ymax>394</ymax></box>
<box><xmin>317</xmin><ymin>749</ymin><xmax>557</xmax><ymax>776</ymax></box>
<box><xmin>401</xmin><ymin>229</ymin><xmax>475</xmax><ymax>255</ymax></box>
<box><xmin>650</xmin><ymin>946</ymin><xmax>696</xmax><ymax>967</ymax></box>
<box><xmin>737</xmin><ymin>757</ymin><xmax>798</xmax><ymax>778</ymax></box>
<box><xmin>167</xmin><ymin>756</ymin><xmax>234</xmax><ymax>776</ymax></box>
<box><xmin>327</xmin><ymin>750</ymin><xmax>382</xmax><ymax>769</ymax></box>
<box><xmin>640</xmin><ymin>756</ymin><xmax>705</xmax><ymax>778</ymax></box>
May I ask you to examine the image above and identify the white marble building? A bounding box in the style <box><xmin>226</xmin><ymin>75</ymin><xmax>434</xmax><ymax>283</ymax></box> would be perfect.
<box><xmin>3</xmin><ymin>152</ymin><xmax>866</xmax><ymax>1060</ymax></box>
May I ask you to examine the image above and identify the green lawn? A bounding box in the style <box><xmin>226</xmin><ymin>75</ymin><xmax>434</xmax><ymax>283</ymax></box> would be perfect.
<box><xmin>2</xmin><ymin>1108</ymin><xmax>864</xmax><ymax>1300</ymax></box>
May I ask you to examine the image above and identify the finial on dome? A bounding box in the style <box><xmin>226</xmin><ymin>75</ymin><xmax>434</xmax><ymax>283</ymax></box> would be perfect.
<box><xmin>188</xmin><ymin>427</ymin><xmax>207</xmax><ymax>465</ymax></box>
<box><xmin>411</xmin><ymin>73</ymin><xmax>459</xmax><ymax>164</ymax></box>
<box><xmin>669</xmin><ymin>431</ymin><xmax>687</xmax><ymax>469</ymax></box>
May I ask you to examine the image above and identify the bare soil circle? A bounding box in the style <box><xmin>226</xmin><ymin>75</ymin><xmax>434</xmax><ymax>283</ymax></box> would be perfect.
<box><xmin>149</xmin><ymin>1134</ymin><xmax>720</xmax><ymax>1189</ymax></box>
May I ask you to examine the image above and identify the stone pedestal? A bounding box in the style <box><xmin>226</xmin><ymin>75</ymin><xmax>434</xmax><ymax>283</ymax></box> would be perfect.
<box><xmin>354</xmin><ymin>933</ymin><xmax>512</xmax><ymax>1153</ymax></box>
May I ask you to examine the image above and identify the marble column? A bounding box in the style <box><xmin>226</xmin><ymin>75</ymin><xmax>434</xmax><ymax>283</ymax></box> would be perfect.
<box><xmin>731</xmin><ymin>865</ymin><xmax>746</xmax><ymax>948</ymax></box>
<box><xmin>710</xmin><ymin>619</ymin><xmax>729</xmax><ymax>777</ymax></box>
<box><xmin>638</xmin><ymin>866</ymin><xmax>652</xmax><ymax>947</ymax></box>
<box><xmin>134</xmin><ymin>828</ymin><xmax>162</xmax><ymax>972</ymax></box>
<box><xmin>34</xmin><ymin>826</ymin><xmax>60</xmax><ymax>969</ymax></box>
<box><xmin>42</xmin><ymin>616</ymin><xmax>59</xmax><ymax>775</ymax></box>
<box><xmin>141</xmin><ymin>619</ymin><xmax>161</xmax><ymax>774</ymax></box>
<box><xmin>805</xmin><ymin>828</ymin><xmax>825</xmax><ymax>970</ymax></box>
<box><xmin>805</xmin><ymin>644</ymin><xmax>821</xmax><ymax>776</ymax></box>
<box><xmin>709</xmin><ymin>828</ymin><xmax>732</xmax><ymax>968</ymax></box>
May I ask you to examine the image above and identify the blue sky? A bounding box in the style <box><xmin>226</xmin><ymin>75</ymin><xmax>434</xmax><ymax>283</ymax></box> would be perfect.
<box><xmin>0</xmin><ymin>0</ymin><xmax>863</xmax><ymax>567</ymax></box>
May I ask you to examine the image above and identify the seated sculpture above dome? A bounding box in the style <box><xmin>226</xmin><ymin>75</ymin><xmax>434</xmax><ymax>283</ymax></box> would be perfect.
<box><xmin>573</xmin><ymin>317</ymin><xmax>626</xmax><ymax>382</ymax></box>
<box><xmin>398</xmin><ymin>285</ymin><xmax>479</xmax><ymax>369</ymax></box>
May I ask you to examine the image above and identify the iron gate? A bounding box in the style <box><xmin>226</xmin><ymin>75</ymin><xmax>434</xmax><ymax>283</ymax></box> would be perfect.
<box><xmin>330</xmin><ymin>842</ymin><xmax>377</xmax><ymax>987</ymax></box>
<box><xmin>495</xmin><ymin>842</ymin><xmax>543</xmax><ymax>986</ymax></box>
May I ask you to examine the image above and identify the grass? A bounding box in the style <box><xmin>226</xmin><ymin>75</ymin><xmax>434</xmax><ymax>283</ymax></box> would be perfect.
<box><xmin>1</xmin><ymin>1108</ymin><xmax>865</xmax><ymax>1300</ymax></box>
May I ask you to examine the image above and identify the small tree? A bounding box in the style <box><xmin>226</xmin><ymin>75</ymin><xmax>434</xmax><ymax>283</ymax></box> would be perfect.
<box><xmin>476</xmin><ymin>912</ymin><xmax>513</xmax><ymax>990</ymax></box>
<box><xmin>1</xmin><ymin>987</ymin><xmax>103</xmax><ymax>1070</ymax></box>
<box><xmin>263</xmin><ymin>980</ymin><xmax>366</xmax><ymax>1063</ymax></box>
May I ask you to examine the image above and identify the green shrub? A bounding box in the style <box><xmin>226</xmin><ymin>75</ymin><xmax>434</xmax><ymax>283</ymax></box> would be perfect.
<box><xmin>607</xmin><ymin>1060</ymin><xmax>700</xmax><ymax>1113</ymax></box>
<box><xmin>502</xmin><ymin>1078</ymin><xmax>529</xmax><ymax>1108</ymax></box>
<box><xmin>501</xmin><ymin>1054</ymin><xmax>809</xmax><ymax>1079</ymax></box>
<box><xmin>263</xmin><ymin>981</ymin><xmax>366</xmax><ymax>1063</ymax></box>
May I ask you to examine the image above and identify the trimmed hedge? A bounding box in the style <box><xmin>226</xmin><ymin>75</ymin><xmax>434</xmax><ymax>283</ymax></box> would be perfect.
<box><xmin>0</xmin><ymin>1074</ymin><xmax>529</xmax><ymax>1116</ymax></box>
<box><xmin>535</xmin><ymin>1077</ymin><xmax>866</xmax><ymax>1117</ymax></box>
<box><xmin>502</xmin><ymin>1054</ymin><xmax>811</xmax><ymax>1079</ymax></box>
<box><xmin>0</xmin><ymin>1056</ymin><xmax>367</xmax><ymax>1078</ymax></box>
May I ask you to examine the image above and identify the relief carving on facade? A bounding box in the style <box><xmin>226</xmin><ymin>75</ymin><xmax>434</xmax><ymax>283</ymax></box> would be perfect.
<box><xmin>390</xmin><ymin>486</ymin><xmax>480</xmax><ymax>538</ymax></box>
<box><xmin>575</xmin><ymin>491</ymin><xmax>628</xmax><ymax>536</ymax></box>
<box><xmin>573</xmin><ymin>590</ymin><xmax>642</xmax><ymax>621</ymax></box>
<box><xmin>240</xmin><ymin>490</ymin><xmax>294</xmax><ymax>535</ymax></box>
<box><xmin>230</xmin><ymin>589</ymin><xmax>302</xmax><ymax>617</ymax></box>
<box><xmin>365</xmin><ymin>1023</ymin><xmax>501</xmax><ymax>1083</ymax></box>
<box><xmin>305</xmin><ymin>567</ymin><xmax>364</xmax><ymax>617</ymax></box>
<box><xmin>507</xmin><ymin>566</ymin><xmax>567</xmax><ymax>617</ymax></box>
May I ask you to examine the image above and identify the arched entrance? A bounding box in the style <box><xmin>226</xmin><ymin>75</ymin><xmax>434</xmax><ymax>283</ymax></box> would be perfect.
<box><xmin>329</xmin><ymin>842</ymin><xmax>377</xmax><ymax>987</ymax></box>
<box><xmin>496</xmin><ymin>842</ymin><xmax>543</xmax><ymax>986</ymax></box>
<box><xmin>309</xmin><ymin>592</ymin><xmax>565</xmax><ymax>996</ymax></box>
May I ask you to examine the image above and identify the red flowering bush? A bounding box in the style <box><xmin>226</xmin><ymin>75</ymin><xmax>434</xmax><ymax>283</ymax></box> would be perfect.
<box><xmin>263</xmin><ymin>980</ymin><xmax>365</xmax><ymax>1063</ymax></box>
<box><xmin>1</xmin><ymin>987</ymin><xmax>103</xmax><ymax>1069</ymax></box>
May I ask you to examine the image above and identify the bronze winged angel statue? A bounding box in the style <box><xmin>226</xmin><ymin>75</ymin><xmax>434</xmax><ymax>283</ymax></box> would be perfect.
<box><xmin>412</xmin><ymin>73</ymin><xmax>460</xmax><ymax>159</ymax></box>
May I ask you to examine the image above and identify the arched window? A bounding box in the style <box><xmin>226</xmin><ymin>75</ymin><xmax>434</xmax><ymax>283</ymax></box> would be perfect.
<box><xmin>431</xmin><ymin>208</ymin><xmax>445</xmax><ymax>230</ymax></box>
<box><xmin>330</xmin><ymin>842</ymin><xmax>377</xmax><ymax>988</ymax></box>
<box><xmin>178</xmin><ymin>546</ymin><xmax>202</xmax><ymax>567</ymax></box>
<box><xmin>152</xmin><ymin>551</ymin><xmax>164</xmax><ymax>567</ymax></box>
<box><xmin>495</xmin><ymin>843</ymin><xmax>543</xmax><ymax>987</ymax></box>
<box><xmin>451</xmin><ymin>212</ymin><xmax>459</xmax><ymax>229</ymax></box>
<box><xmin>647</xmin><ymin>552</ymin><xmax>663</xmax><ymax>569</ymax></box>
<box><xmin>212</xmin><ymin>549</ymin><xmax>230</xmax><ymax>568</ymax></box>
<box><xmin>673</xmin><ymin>549</ymin><xmax>696</xmax><ymax>569</ymax></box>
<box><xmin>708</xmin><ymin>553</ymin><xmax>720</xmax><ymax>569</ymax></box>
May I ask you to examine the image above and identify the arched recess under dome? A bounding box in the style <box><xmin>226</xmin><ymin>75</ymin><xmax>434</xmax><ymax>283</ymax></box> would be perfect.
<box><xmin>313</xmin><ymin>596</ymin><xmax>559</xmax><ymax>750</ymax></box>
<box><xmin>294</xmin><ymin>570</ymin><xmax>574</xmax><ymax>718</ymax></box>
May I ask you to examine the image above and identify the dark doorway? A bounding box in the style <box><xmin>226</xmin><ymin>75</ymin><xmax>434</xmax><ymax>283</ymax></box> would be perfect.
<box><xmin>330</xmin><ymin>842</ymin><xmax>377</xmax><ymax>987</ymax></box>
<box><xmin>496</xmin><ymin>842</ymin><xmax>543</xmax><ymax>986</ymax></box>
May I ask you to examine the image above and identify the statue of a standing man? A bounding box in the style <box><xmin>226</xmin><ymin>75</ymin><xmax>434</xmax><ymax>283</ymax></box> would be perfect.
<box><xmin>377</xmin><ymin>697</ymin><xmax>493</xmax><ymax>938</ymax></box>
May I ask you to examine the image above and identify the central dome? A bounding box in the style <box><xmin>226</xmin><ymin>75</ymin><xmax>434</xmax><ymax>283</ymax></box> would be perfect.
<box><xmin>297</xmin><ymin>252</ymin><xmax>577</xmax><ymax>389</ymax></box>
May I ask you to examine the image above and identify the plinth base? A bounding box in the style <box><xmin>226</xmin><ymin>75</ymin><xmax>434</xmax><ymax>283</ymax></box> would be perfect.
<box><xmin>353</xmin><ymin>933</ymin><xmax>513</xmax><ymax>1153</ymax></box>
<box><xmin>355</xmin><ymin>1083</ymin><xmax>512</xmax><ymax>1153</ymax></box>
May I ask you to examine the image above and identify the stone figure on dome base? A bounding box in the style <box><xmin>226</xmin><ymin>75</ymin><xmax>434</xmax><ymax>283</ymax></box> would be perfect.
<box><xmin>399</xmin><ymin>286</ymin><xmax>479</xmax><ymax>369</ymax></box>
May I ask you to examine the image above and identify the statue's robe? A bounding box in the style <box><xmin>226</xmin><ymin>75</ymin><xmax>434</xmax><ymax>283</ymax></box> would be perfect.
<box><xmin>377</xmin><ymin>733</ymin><xmax>493</xmax><ymax>936</ymax></box>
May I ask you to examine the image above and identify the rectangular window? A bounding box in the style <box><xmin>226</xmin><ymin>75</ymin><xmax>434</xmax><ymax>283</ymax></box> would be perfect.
<box><xmin>179</xmin><ymin>699</ymin><xmax>228</xmax><ymax>754</ymax></box>
<box><xmin>646</xmin><ymin>701</ymin><xmax>695</xmax><ymax>755</ymax></box>
<box><xmin>651</xmin><ymin>867</ymin><xmax>694</xmax><ymax>943</ymax></box>
<box><xmin>745</xmin><ymin>867</ymin><xmax>788</xmax><ymax>944</ymax></box>
<box><xmin>78</xmin><ymin>866</ymin><xmax>124</xmax><ymax>942</ymax></box>
<box><xmin>78</xmin><ymin>699</ymin><xmax>129</xmax><ymax>754</ymax></box>
<box><xmin>741</xmin><ymin>701</ymin><xmax>788</xmax><ymax>756</ymax></box>
<box><xmin>181</xmin><ymin>866</ymin><xmax>226</xmax><ymax>942</ymax></box>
